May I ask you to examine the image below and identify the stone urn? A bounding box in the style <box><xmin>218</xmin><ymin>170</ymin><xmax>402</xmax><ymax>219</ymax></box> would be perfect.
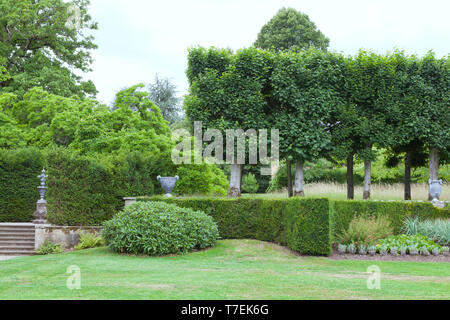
<box><xmin>429</xmin><ymin>179</ymin><xmax>443</xmax><ymax>201</ymax></box>
<box><xmin>157</xmin><ymin>176</ymin><xmax>179</xmax><ymax>197</ymax></box>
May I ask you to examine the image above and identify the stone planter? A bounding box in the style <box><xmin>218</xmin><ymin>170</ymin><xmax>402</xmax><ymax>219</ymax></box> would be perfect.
<box><xmin>157</xmin><ymin>176</ymin><xmax>179</xmax><ymax>197</ymax></box>
<box><xmin>429</xmin><ymin>179</ymin><xmax>443</xmax><ymax>201</ymax></box>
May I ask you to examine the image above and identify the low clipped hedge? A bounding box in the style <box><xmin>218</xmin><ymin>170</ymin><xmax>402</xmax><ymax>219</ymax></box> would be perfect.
<box><xmin>138</xmin><ymin>197</ymin><xmax>449</xmax><ymax>255</ymax></box>
<box><xmin>332</xmin><ymin>200</ymin><xmax>450</xmax><ymax>238</ymax></box>
<box><xmin>103</xmin><ymin>201</ymin><xmax>219</xmax><ymax>255</ymax></box>
<box><xmin>138</xmin><ymin>197</ymin><xmax>333</xmax><ymax>256</ymax></box>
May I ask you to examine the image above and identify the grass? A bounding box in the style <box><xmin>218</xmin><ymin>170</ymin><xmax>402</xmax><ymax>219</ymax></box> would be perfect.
<box><xmin>244</xmin><ymin>182</ymin><xmax>450</xmax><ymax>201</ymax></box>
<box><xmin>1</xmin><ymin>240</ymin><xmax>449</xmax><ymax>300</ymax></box>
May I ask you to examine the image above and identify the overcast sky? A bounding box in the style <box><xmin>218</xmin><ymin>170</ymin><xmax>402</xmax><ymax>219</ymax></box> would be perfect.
<box><xmin>83</xmin><ymin>0</ymin><xmax>450</xmax><ymax>105</ymax></box>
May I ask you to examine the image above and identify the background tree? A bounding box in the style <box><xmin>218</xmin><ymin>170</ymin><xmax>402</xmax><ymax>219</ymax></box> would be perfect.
<box><xmin>271</xmin><ymin>49</ymin><xmax>342</xmax><ymax>197</ymax></box>
<box><xmin>417</xmin><ymin>53</ymin><xmax>449</xmax><ymax>199</ymax></box>
<box><xmin>0</xmin><ymin>0</ymin><xmax>98</xmax><ymax>97</ymax></box>
<box><xmin>148</xmin><ymin>75</ymin><xmax>182</xmax><ymax>125</ymax></box>
<box><xmin>254</xmin><ymin>8</ymin><xmax>329</xmax><ymax>52</ymax></box>
<box><xmin>185</xmin><ymin>47</ymin><xmax>274</xmax><ymax>197</ymax></box>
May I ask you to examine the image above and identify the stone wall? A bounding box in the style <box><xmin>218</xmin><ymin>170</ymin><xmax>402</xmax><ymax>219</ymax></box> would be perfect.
<box><xmin>35</xmin><ymin>225</ymin><xmax>102</xmax><ymax>250</ymax></box>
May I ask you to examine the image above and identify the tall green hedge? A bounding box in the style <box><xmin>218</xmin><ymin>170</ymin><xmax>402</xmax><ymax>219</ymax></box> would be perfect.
<box><xmin>137</xmin><ymin>197</ymin><xmax>333</xmax><ymax>256</ymax></box>
<box><xmin>331</xmin><ymin>200</ymin><xmax>450</xmax><ymax>237</ymax></box>
<box><xmin>0</xmin><ymin>148</ymin><xmax>169</xmax><ymax>225</ymax></box>
<box><xmin>0</xmin><ymin>148</ymin><xmax>43</xmax><ymax>222</ymax></box>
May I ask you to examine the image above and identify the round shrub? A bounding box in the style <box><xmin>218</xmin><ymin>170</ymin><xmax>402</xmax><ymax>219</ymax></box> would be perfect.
<box><xmin>102</xmin><ymin>201</ymin><xmax>219</xmax><ymax>255</ymax></box>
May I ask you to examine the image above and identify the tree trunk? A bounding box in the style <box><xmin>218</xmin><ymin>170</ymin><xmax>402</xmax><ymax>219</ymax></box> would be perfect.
<box><xmin>294</xmin><ymin>161</ymin><xmax>305</xmax><ymax>197</ymax></box>
<box><xmin>286</xmin><ymin>160</ymin><xmax>293</xmax><ymax>198</ymax></box>
<box><xmin>228</xmin><ymin>164</ymin><xmax>243</xmax><ymax>197</ymax></box>
<box><xmin>428</xmin><ymin>147</ymin><xmax>439</xmax><ymax>201</ymax></box>
<box><xmin>363</xmin><ymin>161</ymin><xmax>371</xmax><ymax>200</ymax></box>
<box><xmin>404</xmin><ymin>150</ymin><xmax>412</xmax><ymax>200</ymax></box>
<box><xmin>347</xmin><ymin>154</ymin><xmax>354</xmax><ymax>200</ymax></box>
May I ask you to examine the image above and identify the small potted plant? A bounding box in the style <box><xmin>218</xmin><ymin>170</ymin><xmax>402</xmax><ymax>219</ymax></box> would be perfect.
<box><xmin>358</xmin><ymin>244</ymin><xmax>367</xmax><ymax>255</ymax></box>
<box><xmin>442</xmin><ymin>246</ymin><xmax>449</xmax><ymax>256</ymax></box>
<box><xmin>409</xmin><ymin>245</ymin><xmax>418</xmax><ymax>256</ymax></box>
<box><xmin>379</xmin><ymin>246</ymin><xmax>388</xmax><ymax>256</ymax></box>
<box><xmin>399</xmin><ymin>246</ymin><xmax>407</xmax><ymax>256</ymax></box>
<box><xmin>431</xmin><ymin>247</ymin><xmax>441</xmax><ymax>256</ymax></box>
<box><xmin>338</xmin><ymin>244</ymin><xmax>347</xmax><ymax>255</ymax></box>
<box><xmin>390</xmin><ymin>246</ymin><xmax>398</xmax><ymax>256</ymax></box>
<box><xmin>368</xmin><ymin>245</ymin><xmax>377</xmax><ymax>256</ymax></box>
<box><xmin>420</xmin><ymin>247</ymin><xmax>430</xmax><ymax>256</ymax></box>
<box><xmin>347</xmin><ymin>243</ymin><xmax>356</xmax><ymax>254</ymax></box>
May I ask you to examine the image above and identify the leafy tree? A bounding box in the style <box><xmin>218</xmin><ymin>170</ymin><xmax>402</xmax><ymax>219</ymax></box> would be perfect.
<box><xmin>416</xmin><ymin>53</ymin><xmax>449</xmax><ymax>199</ymax></box>
<box><xmin>148</xmin><ymin>75</ymin><xmax>182</xmax><ymax>124</ymax></box>
<box><xmin>0</xmin><ymin>0</ymin><xmax>98</xmax><ymax>97</ymax></box>
<box><xmin>254</xmin><ymin>8</ymin><xmax>329</xmax><ymax>52</ymax></box>
<box><xmin>271</xmin><ymin>49</ymin><xmax>343</xmax><ymax>197</ymax></box>
<box><xmin>186</xmin><ymin>47</ymin><xmax>275</xmax><ymax>197</ymax></box>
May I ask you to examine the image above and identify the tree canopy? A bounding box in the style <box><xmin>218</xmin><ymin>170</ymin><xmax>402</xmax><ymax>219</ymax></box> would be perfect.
<box><xmin>254</xmin><ymin>8</ymin><xmax>330</xmax><ymax>52</ymax></box>
<box><xmin>148</xmin><ymin>75</ymin><xmax>182</xmax><ymax>124</ymax></box>
<box><xmin>0</xmin><ymin>0</ymin><xmax>98</xmax><ymax>98</ymax></box>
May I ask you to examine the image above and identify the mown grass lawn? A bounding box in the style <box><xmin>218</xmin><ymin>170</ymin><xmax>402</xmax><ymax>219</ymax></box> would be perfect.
<box><xmin>0</xmin><ymin>240</ymin><xmax>449</xmax><ymax>300</ymax></box>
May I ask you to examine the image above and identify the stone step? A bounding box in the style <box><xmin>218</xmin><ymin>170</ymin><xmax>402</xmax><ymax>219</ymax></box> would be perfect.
<box><xmin>0</xmin><ymin>240</ymin><xmax>34</xmax><ymax>248</ymax></box>
<box><xmin>0</xmin><ymin>235</ymin><xmax>35</xmax><ymax>241</ymax></box>
<box><xmin>0</xmin><ymin>245</ymin><xmax>35</xmax><ymax>250</ymax></box>
<box><xmin>0</xmin><ymin>239</ymin><xmax>35</xmax><ymax>244</ymax></box>
<box><xmin>0</xmin><ymin>246</ymin><xmax>35</xmax><ymax>252</ymax></box>
<box><xmin>0</xmin><ymin>231</ymin><xmax>35</xmax><ymax>235</ymax></box>
<box><xmin>0</xmin><ymin>230</ymin><xmax>35</xmax><ymax>235</ymax></box>
<box><xmin>0</xmin><ymin>250</ymin><xmax>35</xmax><ymax>256</ymax></box>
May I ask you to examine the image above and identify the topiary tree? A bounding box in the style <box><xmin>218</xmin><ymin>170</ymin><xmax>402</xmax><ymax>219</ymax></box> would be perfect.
<box><xmin>416</xmin><ymin>53</ymin><xmax>449</xmax><ymax>199</ymax></box>
<box><xmin>185</xmin><ymin>47</ymin><xmax>275</xmax><ymax>197</ymax></box>
<box><xmin>254</xmin><ymin>8</ymin><xmax>329</xmax><ymax>52</ymax></box>
<box><xmin>271</xmin><ymin>49</ymin><xmax>343</xmax><ymax>197</ymax></box>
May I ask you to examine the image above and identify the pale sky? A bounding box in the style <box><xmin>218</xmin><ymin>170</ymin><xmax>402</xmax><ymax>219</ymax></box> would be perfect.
<box><xmin>83</xmin><ymin>0</ymin><xmax>450</xmax><ymax>105</ymax></box>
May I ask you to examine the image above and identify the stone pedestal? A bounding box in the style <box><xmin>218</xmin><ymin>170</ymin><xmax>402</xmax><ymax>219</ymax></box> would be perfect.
<box><xmin>33</xmin><ymin>200</ymin><xmax>48</xmax><ymax>224</ymax></box>
<box><xmin>431</xmin><ymin>200</ymin><xmax>445</xmax><ymax>209</ymax></box>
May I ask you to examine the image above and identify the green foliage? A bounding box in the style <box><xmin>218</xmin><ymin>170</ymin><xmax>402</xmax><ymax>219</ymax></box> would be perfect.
<box><xmin>173</xmin><ymin>162</ymin><xmax>228</xmax><ymax>196</ymax></box>
<box><xmin>0</xmin><ymin>147</ymin><xmax>43</xmax><ymax>222</ymax></box>
<box><xmin>337</xmin><ymin>215</ymin><xmax>393</xmax><ymax>246</ymax></box>
<box><xmin>148</xmin><ymin>75</ymin><xmax>182</xmax><ymax>124</ymax></box>
<box><xmin>36</xmin><ymin>240</ymin><xmax>64</xmax><ymax>255</ymax></box>
<box><xmin>74</xmin><ymin>231</ymin><xmax>104</xmax><ymax>250</ymax></box>
<box><xmin>403</xmin><ymin>217</ymin><xmax>450</xmax><ymax>245</ymax></box>
<box><xmin>332</xmin><ymin>200</ymin><xmax>449</xmax><ymax>238</ymax></box>
<box><xmin>138</xmin><ymin>197</ymin><xmax>333</xmax><ymax>256</ymax></box>
<box><xmin>0</xmin><ymin>0</ymin><xmax>98</xmax><ymax>98</ymax></box>
<box><xmin>102</xmin><ymin>201</ymin><xmax>219</xmax><ymax>256</ymax></box>
<box><xmin>377</xmin><ymin>234</ymin><xmax>441</xmax><ymax>253</ymax></box>
<box><xmin>242</xmin><ymin>173</ymin><xmax>259</xmax><ymax>193</ymax></box>
<box><xmin>254</xmin><ymin>8</ymin><xmax>329</xmax><ymax>51</ymax></box>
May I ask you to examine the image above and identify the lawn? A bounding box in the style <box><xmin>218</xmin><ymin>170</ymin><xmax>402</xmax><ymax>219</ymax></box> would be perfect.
<box><xmin>245</xmin><ymin>183</ymin><xmax>450</xmax><ymax>201</ymax></box>
<box><xmin>0</xmin><ymin>240</ymin><xmax>449</xmax><ymax>300</ymax></box>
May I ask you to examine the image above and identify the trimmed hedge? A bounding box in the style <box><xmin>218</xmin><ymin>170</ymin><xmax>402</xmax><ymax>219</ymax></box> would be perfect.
<box><xmin>137</xmin><ymin>197</ymin><xmax>333</xmax><ymax>256</ymax></box>
<box><xmin>331</xmin><ymin>200</ymin><xmax>450</xmax><ymax>238</ymax></box>
<box><xmin>0</xmin><ymin>147</ymin><xmax>171</xmax><ymax>225</ymax></box>
<box><xmin>0</xmin><ymin>148</ymin><xmax>43</xmax><ymax>222</ymax></box>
